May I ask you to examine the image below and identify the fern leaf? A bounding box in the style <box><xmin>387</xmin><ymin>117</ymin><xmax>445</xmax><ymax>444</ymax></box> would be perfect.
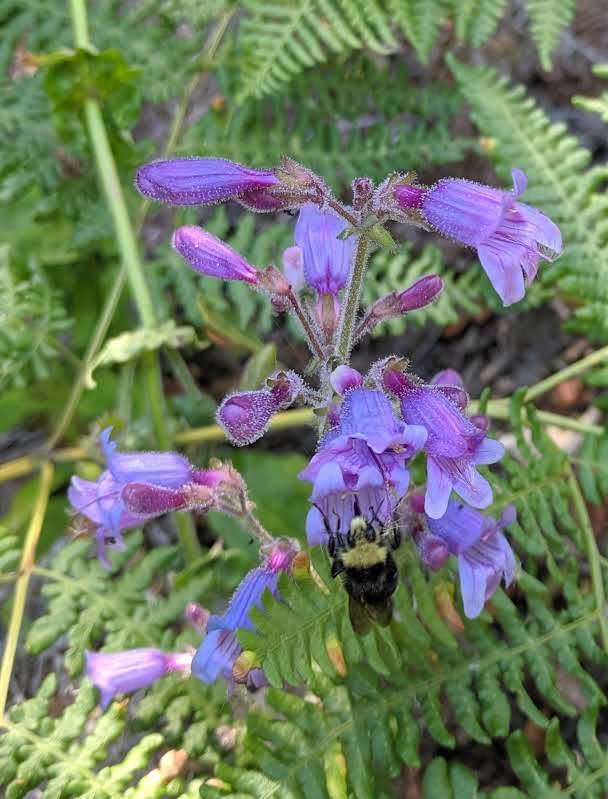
<box><xmin>524</xmin><ymin>0</ymin><xmax>576</xmax><ymax>70</ymax></box>
<box><xmin>386</xmin><ymin>0</ymin><xmax>447</xmax><ymax>62</ymax></box>
<box><xmin>573</xmin><ymin>64</ymin><xmax>608</xmax><ymax>124</ymax></box>
<box><xmin>451</xmin><ymin>0</ymin><xmax>509</xmax><ymax>48</ymax></box>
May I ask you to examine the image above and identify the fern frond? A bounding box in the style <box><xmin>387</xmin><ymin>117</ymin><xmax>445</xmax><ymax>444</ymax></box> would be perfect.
<box><xmin>573</xmin><ymin>65</ymin><xmax>608</xmax><ymax>124</ymax></box>
<box><xmin>385</xmin><ymin>0</ymin><xmax>448</xmax><ymax>62</ymax></box>
<box><xmin>451</xmin><ymin>0</ymin><xmax>509</xmax><ymax>48</ymax></box>
<box><xmin>524</xmin><ymin>0</ymin><xmax>576</xmax><ymax>70</ymax></box>
<box><xmin>448</xmin><ymin>58</ymin><xmax>608</xmax><ymax>342</ymax></box>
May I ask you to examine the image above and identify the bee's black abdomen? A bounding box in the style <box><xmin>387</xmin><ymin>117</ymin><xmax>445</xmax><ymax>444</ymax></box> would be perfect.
<box><xmin>344</xmin><ymin>554</ymin><xmax>398</xmax><ymax>606</ymax></box>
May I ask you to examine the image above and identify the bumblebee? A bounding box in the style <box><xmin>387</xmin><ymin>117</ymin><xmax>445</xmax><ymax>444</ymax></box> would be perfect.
<box><xmin>318</xmin><ymin>497</ymin><xmax>401</xmax><ymax>635</ymax></box>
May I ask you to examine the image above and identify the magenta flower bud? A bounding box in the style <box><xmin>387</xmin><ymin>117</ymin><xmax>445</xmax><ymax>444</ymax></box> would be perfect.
<box><xmin>282</xmin><ymin>245</ymin><xmax>305</xmax><ymax>291</ymax></box>
<box><xmin>121</xmin><ymin>483</ymin><xmax>189</xmax><ymax>515</ymax></box>
<box><xmin>398</xmin><ymin>275</ymin><xmax>444</xmax><ymax>311</ymax></box>
<box><xmin>218</xmin><ymin>371</ymin><xmax>303</xmax><ymax>445</ymax></box>
<box><xmin>86</xmin><ymin>648</ymin><xmax>192</xmax><ymax>709</ymax></box>
<box><xmin>172</xmin><ymin>227</ymin><xmax>258</xmax><ymax>284</ymax></box>
<box><xmin>352</xmin><ymin>177</ymin><xmax>374</xmax><ymax>210</ymax></box>
<box><xmin>395</xmin><ymin>169</ymin><xmax>562</xmax><ymax>306</ymax></box>
<box><xmin>470</xmin><ymin>414</ymin><xmax>490</xmax><ymax>432</ymax></box>
<box><xmin>418</xmin><ymin>534</ymin><xmax>450</xmax><ymax>571</ymax></box>
<box><xmin>330</xmin><ymin>365</ymin><xmax>363</xmax><ymax>396</ymax></box>
<box><xmin>185</xmin><ymin>602</ymin><xmax>210</xmax><ymax>632</ymax></box>
<box><xmin>430</xmin><ymin>369</ymin><xmax>469</xmax><ymax>411</ymax></box>
<box><xmin>135</xmin><ymin>157</ymin><xmax>279</xmax><ymax>206</ymax></box>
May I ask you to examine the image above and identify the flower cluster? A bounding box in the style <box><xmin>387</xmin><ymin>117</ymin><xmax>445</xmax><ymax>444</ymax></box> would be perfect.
<box><xmin>73</xmin><ymin>154</ymin><xmax>561</xmax><ymax>707</ymax></box>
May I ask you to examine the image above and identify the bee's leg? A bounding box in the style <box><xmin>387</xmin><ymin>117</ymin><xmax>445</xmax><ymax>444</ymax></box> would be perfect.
<box><xmin>365</xmin><ymin>524</ymin><xmax>376</xmax><ymax>542</ymax></box>
<box><xmin>330</xmin><ymin>558</ymin><xmax>344</xmax><ymax>578</ymax></box>
<box><xmin>390</xmin><ymin>527</ymin><xmax>402</xmax><ymax>550</ymax></box>
<box><xmin>336</xmin><ymin>533</ymin><xmax>346</xmax><ymax>550</ymax></box>
<box><xmin>328</xmin><ymin>534</ymin><xmax>337</xmax><ymax>558</ymax></box>
<box><xmin>353</xmin><ymin>495</ymin><xmax>362</xmax><ymax>517</ymax></box>
<box><xmin>346</xmin><ymin>528</ymin><xmax>356</xmax><ymax>548</ymax></box>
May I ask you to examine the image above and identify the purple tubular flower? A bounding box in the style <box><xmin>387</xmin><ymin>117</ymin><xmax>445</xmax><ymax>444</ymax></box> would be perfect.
<box><xmin>395</xmin><ymin>169</ymin><xmax>562</xmax><ymax>306</ymax></box>
<box><xmin>218</xmin><ymin>371</ymin><xmax>303</xmax><ymax>446</ymax></box>
<box><xmin>86</xmin><ymin>648</ymin><xmax>192</xmax><ymax>709</ymax></box>
<box><xmin>383</xmin><ymin>370</ymin><xmax>504</xmax><ymax>519</ymax></box>
<box><xmin>68</xmin><ymin>428</ymin><xmax>194</xmax><ymax>568</ymax></box>
<box><xmin>299</xmin><ymin>388</ymin><xmax>427</xmax><ymax>546</ymax></box>
<box><xmin>172</xmin><ymin>227</ymin><xmax>259</xmax><ymax>284</ymax></box>
<box><xmin>295</xmin><ymin>204</ymin><xmax>356</xmax><ymax>296</ymax></box>
<box><xmin>135</xmin><ymin>158</ymin><xmax>279</xmax><ymax>206</ymax></box>
<box><xmin>425</xmin><ymin>501</ymin><xmax>517</xmax><ymax>618</ymax></box>
<box><xmin>192</xmin><ymin>538</ymin><xmax>298</xmax><ymax>686</ymax></box>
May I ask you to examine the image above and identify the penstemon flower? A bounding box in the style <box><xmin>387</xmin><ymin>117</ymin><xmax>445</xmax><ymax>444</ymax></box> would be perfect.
<box><xmin>393</xmin><ymin>168</ymin><xmax>562</xmax><ymax>306</ymax></box>
<box><xmin>191</xmin><ymin>537</ymin><xmax>299</xmax><ymax>687</ymax></box>
<box><xmin>300</xmin><ymin>387</ymin><xmax>426</xmax><ymax>546</ymax></box>
<box><xmin>381</xmin><ymin>363</ymin><xmax>504</xmax><ymax>519</ymax></box>
<box><xmin>411</xmin><ymin>494</ymin><xmax>517</xmax><ymax>618</ymax></box>
<box><xmin>86</xmin><ymin>648</ymin><xmax>192</xmax><ymax>709</ymax></box>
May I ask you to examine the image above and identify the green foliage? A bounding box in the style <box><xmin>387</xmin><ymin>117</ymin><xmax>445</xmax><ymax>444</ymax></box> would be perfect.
<box><xmin>448</xmin><ymin>57</ymin><xmax>608</xmax><ymax>342</ymax></box>
<box><xmin>451</xmin><ymin>0</ymin><xmax>509</xmax><ymax>48</ymax></box>
<box><xmin>573</xmin><ymin>64</ymin><xmax>608</xmax><ymax>124</ymax></box>
<box><xmin>0</xmin><ymin>246</ymin><xmax>72</xmax><ymax>390</ymax></box>
<box><xmin>200</xmin><ymin>405</ymin><xmax>608</xmax><ymax>797</ymax></box>
<box><xmin>524</xmin><ymin>0</ymin><xmax>576</xmax><ymax>70</ymax></box>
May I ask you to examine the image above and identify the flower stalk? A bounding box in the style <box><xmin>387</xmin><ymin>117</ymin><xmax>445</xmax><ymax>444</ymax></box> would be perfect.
<box><xmin>336</xmin><ymin>231</ymin><xmax>372</xmax><ymax>362</ymax></box>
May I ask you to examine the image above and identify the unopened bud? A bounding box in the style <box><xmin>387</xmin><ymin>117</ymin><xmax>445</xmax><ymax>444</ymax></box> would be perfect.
<box><xmin>325</xmin><ymin>637</ymin><xmax>347</xmax><ymax>677</ymax></box>
<box><xmin>258</xmin><ymin>264</ymin><xmax>291</xmax><ymax>296</ymax></box>
<box><xmin>291</xmin><ymin>551</ymin><xmax>311</xmax><ymax>579</ymax></box>
<box><xmin>352</xmin><ymin>177</ymin><xmax>374</xmax><ymax>211</ymax></box>
<box><xmin>232</xmin><ymin>650</ymin><xmax>260</xmax><ymax>683</ymax></box>
<box><xmin>185</xmin><ymin>602</ymin><xmax>210</xmax><ymax>632</ymax></box>
<box><xmin>398</xmin><ymin>275</ymin><xmax>443</xmax><ymax>310</ymax></box>
<box><xmin>172</xmin><ymin>226</ymin><xmax>259</xmax><ymax>284</ymax></box>
<box><xmin>330</xmin><ymin>365</ymin><xmax>363</xmax><ymax>396</ymax></box>
<box><xmin>418</xmin><ymin>534</ymin><xmax>450</xmax><ymax>571</ymax></box>
<box><xmin>121</xmin><ymin>483</ymin><xmax>188</xmax><ymax>515</ymax></box>
<box><xmin>434</xmin><ymin>581</ymin><xmax>464</xmax><ymax>634</ymax></box>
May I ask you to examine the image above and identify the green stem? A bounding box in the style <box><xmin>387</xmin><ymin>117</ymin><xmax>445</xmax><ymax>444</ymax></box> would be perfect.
<box><xmin>567</xmin><ymin>468</ymin><xmax>608</xmax><ymax>652</ymax></box>
<box><xmin>70</xmin><ymin>0</ymin><xmax>201</xmax><ymax>560</ymax></box>
<box><xmin>525</xmin><ymin>344</ymin><xmax>608</xmax><ymax>402</ymax></box>
<box><xmin>336</xmin><ymin>232</ymin><xmax>371</xmax><ymax>361</ymax></box>
<box><xmin>479</xmin><ymin>400</ymin><xmax>604</xmax><ymax>436</ymax></box>
<box><xmin>0</xmin><ymin>464</ymin><xmax>53</xmax><ymax>717</ymax></box>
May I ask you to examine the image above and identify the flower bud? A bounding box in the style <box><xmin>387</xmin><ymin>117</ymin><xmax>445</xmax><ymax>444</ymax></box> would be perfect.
<box><xmin>185</xmin><ymin>602</ymin><xmax>210</xmax><ymax>632</ymax></box>
<box><xmin>398</xmin><ymin>275</ymin><xmax>444</xmax><ymax>310</ymax></box>
<box><xmin>330</xmin><ymin>365</ymin><xmax>363</xmax><ymax>396</ymax></box>
<box><xmin>217</xmin><ymin>371</ymin><xmax>303</xmax><ymax>445</ymax></box>
<box><xmin>325</xmin><ymin>636</ymin><xmax>347</xmax><ymax>677</ymax></box>
<box><xmin>282</xmin><ymin>245</ymin><xmax>305</xmax><ymax>291</ymax></box>
<box><xmin>352</xmin><ymin>177</ymin><xmax>374</xmax><ymax>211</ymax></box>
<box><xmin>315</xmin><ymin>294</ymin><xmax>340</xmax><ymax>342</ymax></box>
<box><xmin>172</xmin><ymin>227</ymin><xmax>259</xmax><ymax>284</ymax></box>
<box><xmin>121</xmin><ymin>483</ymin><xmax>189</xmax><ymax>515</ymax></box>
<box><xmin>135</xmin><ymin>157</ymin><xmax>279</xmax><ymax>206</ymax></box>
<box><xmin>257</xmin><ymin>265</ymin><xmax>291</xmax><ymax>297</ymax></box>
<box><xmin>418</xmin><ymin>534</ymin><xmax>450</xmax><ymax>571</ymax></box>
<box><xmin>291</xmin><ymin>550</ymin><xmax>311</xmax><ymax>579</ymax></box>
<box><xmin>232</xmin><ymin>650</ymin><xmax>260</xmax><ymax>683</ymax></box>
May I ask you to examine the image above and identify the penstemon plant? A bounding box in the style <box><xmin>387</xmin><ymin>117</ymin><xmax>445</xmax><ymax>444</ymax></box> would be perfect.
<box><xmin>4</xmin><ymin>3</ymin><xmax>608</xmax><ymax>795</ymax></box>
<box><xmin>71</xmin><ymin>154</ymin><xmax>560</xmax><ymax>698</ymax></box>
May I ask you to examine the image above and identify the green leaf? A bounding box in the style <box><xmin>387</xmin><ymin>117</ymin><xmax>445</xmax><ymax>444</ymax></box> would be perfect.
<box><xmin>84</xmin><ymin>321</ymin><xmax>202</xmax><ymax>388</ymax></box>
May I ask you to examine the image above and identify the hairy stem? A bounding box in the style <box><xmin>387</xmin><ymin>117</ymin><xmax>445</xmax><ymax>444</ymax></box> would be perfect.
<box><xmin>0</xmin><ymin>463</ymin><xmax>54</xmax><ymax>716</ymax></box>
<box><xmin>336</xmin><ymin>232</ymin><xmax>371</xmax><ymax>362</ymax></box>
<box><xmin>326</xmin><ymin>197</ymin><xmax>359</xmax><ymax>227</ymax></box>
<box><xmin>288</xmin><ymin>289</ymin><xmax>326</xmax><ymax>359</ymax></box>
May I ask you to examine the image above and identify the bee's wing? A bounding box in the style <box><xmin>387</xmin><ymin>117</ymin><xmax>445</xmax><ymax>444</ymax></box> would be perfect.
<box><xmin>348</xmin><ymin>596</ymin><xmax>373</xmax><ymax>636</ymax></box>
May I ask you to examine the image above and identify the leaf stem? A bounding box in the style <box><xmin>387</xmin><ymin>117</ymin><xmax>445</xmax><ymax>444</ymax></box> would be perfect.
<box><xmin>567</xmin><ymin>467</ymin><xmax>608</xmax><ymax>652</ymax></box>
<box><xmin>525</xmin><ymin>344</ymin><xmax>608</xmax><ymax>402</ymax></box>
<box><xmin>287</xmin><ymin>289</ymin><xmax>325</xmax><ymax>359</ymax></box>
<box><xmin>69</xmin><ymin>0</ymin><xmax>201</xmax><ymax>561</ymax></box>
<box><xmin>336</xmin><ymin>231</ymin><xmax>371</xmax><ymax>361</ymax></box>
<box><xmin>0</xmin><ymin>463</ymin><xmax>54</xmax><ymax>717</ymax></box>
